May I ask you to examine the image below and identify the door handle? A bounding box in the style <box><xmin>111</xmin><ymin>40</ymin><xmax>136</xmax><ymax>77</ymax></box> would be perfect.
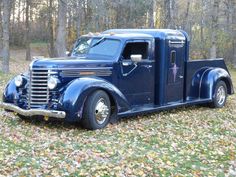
<box><xmin>179</xmin><ymin>75</ymin><xmax>184</xmax><ymax>79</ymax></box>
<box><xmin>144</xmin><ymin>65</ymin><xmax>152</xmax><ymax>69</ymax></box>
<box><xmin>122</xmin><ymin>61</ymin><xmax>133</xmax><ymax>66</ymax></box>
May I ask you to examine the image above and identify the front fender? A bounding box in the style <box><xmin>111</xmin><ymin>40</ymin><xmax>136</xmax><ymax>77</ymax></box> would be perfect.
<box><xmin>3</xmin><ymin>79</ymin><xmax>18</xmax><ymax>104</ymax></box>
<box><xmin>200</xmin><ymin>68</ymin><xmax>234</xmax><ymax>99</ymax></box>
<box><xmin>58</xmin><ymin>77</ymin><xmax>130</xmax><ymax>122</ymax></box>
<box><xmin>3</xmin><ymin>74</ymin><xmax>29</xmax><ymax>106</ymax></box>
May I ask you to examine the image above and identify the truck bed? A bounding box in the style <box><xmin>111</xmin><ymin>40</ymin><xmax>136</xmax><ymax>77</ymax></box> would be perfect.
<box><xmin>185</xmin><ymin>58</ymin><xmax>229</xmax><ymax>100</ymax></box>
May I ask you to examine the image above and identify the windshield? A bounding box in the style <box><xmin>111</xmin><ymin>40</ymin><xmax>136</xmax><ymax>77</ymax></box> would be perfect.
<box><xmin>71</xmin><ymin>37</ymin><xmax>92</xmax><ymax>56</ymax></box>
<box><xmin>88</xmin><ymin>38</ymin><xmax>121</xmax><ymax>57</ymax></box>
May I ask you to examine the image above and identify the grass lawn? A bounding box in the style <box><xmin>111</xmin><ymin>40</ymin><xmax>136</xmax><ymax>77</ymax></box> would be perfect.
<box><xmin>0</xmin><ymin>61</ymin><xmax>235</xmax><ymax>176</ymax></box>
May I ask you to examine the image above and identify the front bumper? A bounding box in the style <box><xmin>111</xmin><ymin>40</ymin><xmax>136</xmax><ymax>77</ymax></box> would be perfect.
<box><xmin>0</xmin><ymin>102</ymin><xmax>66</xmax><ymax>119</ymax></box>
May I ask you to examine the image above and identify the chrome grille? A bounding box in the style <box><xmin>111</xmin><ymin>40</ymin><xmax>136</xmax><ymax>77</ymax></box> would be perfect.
<box><xmin>28</xmin><ymin>69</ymin><xmax>49</xmax><ymax>108</ymax></box>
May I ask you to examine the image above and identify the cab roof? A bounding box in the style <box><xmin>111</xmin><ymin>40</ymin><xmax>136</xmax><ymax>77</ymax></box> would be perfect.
<box><xmin>103</xmin><ymin>29</ymin><xmax>187</xmax><ymax>41</ymax></box>
<box><xmin>97</xmin><ymin>33</ymin><xmax>154</xmax><ymax>39</ymax></box>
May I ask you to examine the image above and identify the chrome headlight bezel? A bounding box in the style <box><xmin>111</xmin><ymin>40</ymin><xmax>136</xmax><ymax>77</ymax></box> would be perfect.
<box><xmin>14</xmin><ymin>75</ymin><xmax>23</xmax><ymax>87</ymax></box>
<box><xmin>47</xmin><ymin>76</ymin><xmax>59</xmax><ymax>90</ymax></box>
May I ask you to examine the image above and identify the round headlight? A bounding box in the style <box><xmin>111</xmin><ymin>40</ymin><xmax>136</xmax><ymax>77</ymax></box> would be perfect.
<box><xmin>48</xmin><ymin>77</ymin><xmax>58</xmax><ymax>90</ymax></box>
<box><xmin>15</xmin><ymin>75</ymin><xmax>23</xmax><ymax>87</ymax></box>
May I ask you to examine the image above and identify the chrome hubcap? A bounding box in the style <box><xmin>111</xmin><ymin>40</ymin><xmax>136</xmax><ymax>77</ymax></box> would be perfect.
<box><xmin>95</xmin><ymin>98</ymin><xmax>109</xmax><ymax>124</ymax></box>
<box><xmin>216</xmin><ymin>86</ymin><xmax>226</xmax><ymax>105</ymax></box>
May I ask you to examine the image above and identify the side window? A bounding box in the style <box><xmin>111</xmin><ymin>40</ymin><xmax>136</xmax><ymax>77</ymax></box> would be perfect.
<box><xmin>170</xmin><ymin>50</ymin><xmax>176</xmax><ymax>64</ymax></box>
<box><xmin>122</xmin><ymin>42</ymin><xmax>149</xmax><ymax>60</ymax></box>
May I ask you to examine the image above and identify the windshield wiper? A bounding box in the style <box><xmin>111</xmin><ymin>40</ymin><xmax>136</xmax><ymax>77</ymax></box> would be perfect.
<box><xmin>90</xmin><ymin>37</ymin><xmax>106</xmax><ymax>49</ymax></box>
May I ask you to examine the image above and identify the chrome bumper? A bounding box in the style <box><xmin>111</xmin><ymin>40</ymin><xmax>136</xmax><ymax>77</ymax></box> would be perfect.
<box><xmin>0</xmin><ymin>102</ymin><xmax>66</xmax><ymax>119</ymax></box>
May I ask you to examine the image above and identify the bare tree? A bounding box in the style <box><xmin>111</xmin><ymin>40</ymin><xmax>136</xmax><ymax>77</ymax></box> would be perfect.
<box><xmin>48</xmin><ymin>0</ymin><xmax>55</xmax><ymax>57</ymax></box>
<box><xmin>55</xmin><ymin>0</ymin><xmax>67</xmax><ymax>57</ymax></box>
<box><xmin>163</xmin><ymin>0</ymin><xmax>175</xmax><ymax>28</ymax></box>
<box><xmin>149</xmin><ymin>0</ymin><xmax>155</xmax><ymax>28</ymax></box>
<box><xmin>0</xmin><ymin>0</ymin><xmax>3</xmax><ymax>57</ymax></box>
<box><xmin>233</xmin><ymin>0</ymin><xmax>236</xmax><ymax>67</ymax></box>
<box><xmin>25</xmin><ymin>0</ymin><xmax>31</xmax><ymax>61</ymax></box>
<box><xmin>182</xmin><ymin>0</ymin><xmax>190</xmax><ymax>32</ymax></box>
<box><xmin>210</xmin><ymin>0</ymin><xmax>219</xmax><ymax>59</ymax></box>
<box><xmin>1</xmin><ymin>0</ymin><xmax>12</xmax><ymax>73</ymax></box>
<box><xmin>76</xmin><ymin>0</ymin><xmax>83</xmax><ymax>38</ymax></box>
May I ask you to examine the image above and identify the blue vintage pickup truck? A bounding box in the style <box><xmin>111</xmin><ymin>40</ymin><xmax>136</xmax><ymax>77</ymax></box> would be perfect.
<box><xmin>0</xmin><ymin>29</ymin><xmax>234</xmax><ymax>130</ymax></box>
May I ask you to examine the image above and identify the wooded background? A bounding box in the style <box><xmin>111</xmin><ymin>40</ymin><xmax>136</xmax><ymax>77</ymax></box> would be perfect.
<box><xmin>0</xmin><ymin>0</ymin><xmax>236</xmax><ymax>73</ymax></box>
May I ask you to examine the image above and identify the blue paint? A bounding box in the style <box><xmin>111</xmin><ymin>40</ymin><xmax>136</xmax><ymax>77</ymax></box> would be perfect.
<box><xmin>1</xmin><ymin>29</ymin><xmax>234</xmax><ymax>123</ymax></box>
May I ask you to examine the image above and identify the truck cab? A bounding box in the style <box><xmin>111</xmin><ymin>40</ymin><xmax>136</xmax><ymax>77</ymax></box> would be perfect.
<box><xmin>1</xmin><ymin>29</ymin><xmax>234</xmax><ymax>130</ymax></box>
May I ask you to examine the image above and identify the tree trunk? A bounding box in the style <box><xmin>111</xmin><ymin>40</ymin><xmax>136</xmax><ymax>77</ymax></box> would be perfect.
<box><xmin>67</xmin><ymin>6</ymin><xmax>72</xmax><ymax>42</ymax></box>
<box><xmin>48</xmin><ymin>0</ymin><xmax>55</xmax><ymax>57</ymax></box>
<box><xmin>149</xmin><ymin>0</ymin><xmax>155</xmax><ymax>28</ymax></box>
<box><xmin>25</xmin><ymin>0</ymin><xmax>31</xmax><ymax>61</ymax></box>
<box><xmin>1</xmin><ymin>0</ymin><xmax>12</xmax><ymax>73</ymax></box>
<box><xmin>0</xmin><ymin>0</ymin><xmax>3</xmax><ymax>57</ymax></box>
<box><xmin>164</xmin><ymin>0</ymin><xmax>174</xmax><ymax>28</ymax></box>
<box><xmin>210</xmin><ymin>0</ymin><xmax>219</xmax><ymax>59</ymax></box>
<box><xmin>17</xmin><ymin>0</ymin><xmax>21</xmax><ymax>28</ymax></box>
<box><xmin>183</xmin><ymin>0</ymin><xmax>190</xmax><ymax>32</ymax></box>
<box><xmin>76</xmin><ymin>8</ymin><xmax>81</xmax><ymax>37</ymax></box>
<box><xmin>55</xmin><ymin>0</ymin><xmax>67</xmax><ymax>57</ymax></box>
<box><xmin>75</xmin><ymin>0</ymin><xmax>82</xmax><ymax>37</ymax></box>
<box><xmin>10</xmin><ymin>0</ymin><xmax>15</xmax><ymax>44</ymax></box>
<box><xmin>232</xmin><ymin>0</ymin><xmax>236</xmax><ymax>68</ymax></box>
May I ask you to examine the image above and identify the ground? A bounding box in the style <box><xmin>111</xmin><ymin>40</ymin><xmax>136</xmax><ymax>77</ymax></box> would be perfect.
<box><xmin>0</xmin><ymin>46</ymin><xmax>235</xmax><ymax>176</ymax></box>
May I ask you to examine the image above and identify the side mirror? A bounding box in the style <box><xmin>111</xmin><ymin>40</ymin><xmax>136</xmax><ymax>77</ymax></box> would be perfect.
<box><xmin>130</xmin><ymin>54</ymin><xmax>142</xmax><ymax>63</ymax></box>
<box><xmin>66</xmin><ymin>51</ymin><xmax>70</xmax><ymax>56</ymax></box>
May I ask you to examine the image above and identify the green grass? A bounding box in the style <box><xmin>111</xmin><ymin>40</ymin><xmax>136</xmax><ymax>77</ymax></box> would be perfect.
<box><xmin>30</xmin><ymin>42</ymin><xmax>48</xmax><ymax>48</ymax></box>
<box><xmin>0</xmin><ymin>68</ymin><xmax>235</xmax><ymax>176</ymax></box>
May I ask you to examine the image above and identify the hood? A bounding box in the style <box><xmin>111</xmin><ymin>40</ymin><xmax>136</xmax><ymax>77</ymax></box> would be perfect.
<box><xmin>31</xmin><ymin>56</ymin><xmax>114</xmax><ymax>70</ymax></box>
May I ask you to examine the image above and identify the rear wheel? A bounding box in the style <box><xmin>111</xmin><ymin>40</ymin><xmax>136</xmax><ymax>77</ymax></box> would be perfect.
<box><xmin>210</xmin><ymin>81</ymin><xmax>227</xmax><ymax>108</ymax></box>
<box><xmin>81</xmin><ymin>90</ymin><xmax>111</xmax><ymax>130</ymax></box>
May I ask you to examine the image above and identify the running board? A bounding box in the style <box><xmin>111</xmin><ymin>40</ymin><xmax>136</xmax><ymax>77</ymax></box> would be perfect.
<box><xmin>118</xmin><ymin>99</ymin><xmax>212</xmax><ymax>118</ymax></box>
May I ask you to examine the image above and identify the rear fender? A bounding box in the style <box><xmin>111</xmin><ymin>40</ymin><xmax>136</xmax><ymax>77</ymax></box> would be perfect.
<box><xmin>58</xmin><ymin>77</ymin><xmax>130</xmax><ymax>122</ymax></box>
<box><xmin>200</xmin><ymin>68</ymin><xmax>234</xmax><ymax>99</ymax></box>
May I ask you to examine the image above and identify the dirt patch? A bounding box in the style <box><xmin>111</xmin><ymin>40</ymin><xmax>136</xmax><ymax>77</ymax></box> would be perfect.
<box><xmin>8</xmin><ymin>45</ymin><xmax>49</xmax><ymax>75</ymax></box>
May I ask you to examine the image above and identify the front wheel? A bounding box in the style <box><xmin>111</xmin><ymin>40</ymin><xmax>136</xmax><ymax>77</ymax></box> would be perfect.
<box><xmin>210</xmin><ymin>81</ymin><xmax>227</xmax><ymax>108</ymax></box>
<box><xmin>81</xmin><ymin>90</ymin><xmax>111</xmax><ymax>130</ymax></box>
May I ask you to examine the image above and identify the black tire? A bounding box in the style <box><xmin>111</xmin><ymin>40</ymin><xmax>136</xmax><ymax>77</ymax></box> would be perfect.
<box><xmin>81</xmin><ymin>90</ymin><xmax>111</xmax><ymax>130</ymax></box>
<box><xmin>210</xmin><ymin>81</ymin><xmax>227</xmax><ymax>108</ymax></box>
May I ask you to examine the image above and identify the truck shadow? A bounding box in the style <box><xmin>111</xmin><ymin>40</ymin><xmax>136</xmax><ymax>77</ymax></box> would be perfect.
<box><xmin>18</xmin><ymin>116</ymin><xmax>83</xmax><ymax>130</ymax></box>
<box><xmin>17</xmin><ymin>104</ymin><xmax>207</xmax><ymax>130</ymax></box>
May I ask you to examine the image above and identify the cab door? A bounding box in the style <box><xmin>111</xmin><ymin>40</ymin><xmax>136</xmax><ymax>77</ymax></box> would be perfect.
<box><xmin>165</xmin><ymin>40</ymin><xmax>185</xmax><ymax>103</ymax></box>
<box><xmin>118</xmin><ymin>40</ymin><xmax>155</xmax><ymax>106</ymax></box>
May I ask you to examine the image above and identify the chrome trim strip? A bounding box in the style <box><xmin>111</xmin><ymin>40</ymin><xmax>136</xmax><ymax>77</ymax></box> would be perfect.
<box><xmin>169</xmin><ymin>40</ymin><xmax>185</xmax><ymax>44</ymax></box>
<box><xmin>0</xmin><ymin>102</ymin><xmax>66</xmax><ymax>119</ymax></box>
<box><xmin>60</xmin><ymin>70</ymin><xmax>112</xmax><ymax>77</ymax></box>
<box><xmin>30</xmin><ymin>102</ymin><xmax>48</xmax><ymax>104</ymax></box>
<box><xmin>32</xmin><ymin>72</ymin><xmax>50</xmax><ymax>74</ymax></box>
<box><xmin>31</xmin><ymin>67</ymin><xmax>113</xmax><ymax>70</ymax></box>
<box><xmin>31</xmin><ymin>79</ymin><xmax>49</xmax><ymax>82</ymax></box>
<box><xmin>31</xmin><ymin>83</ymin><xmax>47</xmax><ymax>85</ymax></box>
<box><xmin>31</xmin><ymin>91</ymin><xmax>48</xmax><ymax>93</ymax></box>
<box><xmin>31</xmin><ymin>76</ymin><xmax>48</xmax><ymax>78</ymax></box>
